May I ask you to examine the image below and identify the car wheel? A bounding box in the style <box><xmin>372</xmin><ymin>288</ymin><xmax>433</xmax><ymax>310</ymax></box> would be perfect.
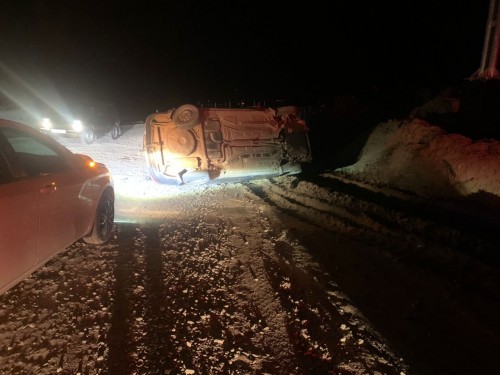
<box><xmin>111</xmin><ymin>122</ymin><xmax>121</xmax><ymax>140</ymax></box>
<box><xmin>172</xmin><ymin>104</ymin><xmax>200</xmax><ymax>129</ymax></box>
<box><xmin>83</xmin><ymin>189</ymin><xmax>115</xmax><ymax>245</ymax></box>
<box><xmin>81</xmin><ymin>126</ymin><xmax>96</xmax><ymax>144</ymax></box>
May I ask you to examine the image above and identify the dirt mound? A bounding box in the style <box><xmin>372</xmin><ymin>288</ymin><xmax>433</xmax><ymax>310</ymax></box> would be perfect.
<box><xmin>337</xmin><ymin>119</ymin><xmax>500</xmax><ymax>199</ymax></box>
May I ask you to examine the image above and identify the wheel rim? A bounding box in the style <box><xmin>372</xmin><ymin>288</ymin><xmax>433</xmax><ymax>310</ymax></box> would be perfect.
<box><xmin>178</xmin><ymin>109</ymin><xmax>195</xmax><ymax>123</ymax></box>
<box><xmin>84</xmin><ymin>129</ymin><xmax>94</xmax><ymax>144</ymax></box>
<box><xmin>111</xmin><ymin>126</ymin><xmax>119</xmax><ymax>139</ymax></box>
<box><xmin>96</xmin><ymin>197</ymin><xmax>114</xmax><ymax>240</ymax></box>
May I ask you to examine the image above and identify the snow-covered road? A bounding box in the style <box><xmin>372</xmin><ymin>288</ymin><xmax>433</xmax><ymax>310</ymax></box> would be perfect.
<box><xmin>1</xmin><ymin>121</ymin><xmax>499</xmax><ymax>375</ymax></box>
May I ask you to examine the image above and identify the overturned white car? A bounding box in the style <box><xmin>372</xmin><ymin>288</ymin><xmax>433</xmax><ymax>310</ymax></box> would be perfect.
<box><xmin>143</xmin><ymin>104</ymin><xmax>312</xmax><ymax>185</ymax></box>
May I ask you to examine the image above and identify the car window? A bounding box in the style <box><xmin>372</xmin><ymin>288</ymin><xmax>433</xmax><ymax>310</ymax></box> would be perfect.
<box><xmin>0</xmin><ymin>128</ymin><xmax>70</xmax><ymax>177</ymax></box>
<box><xmin>0</xmin><ymin>153</ymin><xmax>13</xmax><ymax>184</ymax></box>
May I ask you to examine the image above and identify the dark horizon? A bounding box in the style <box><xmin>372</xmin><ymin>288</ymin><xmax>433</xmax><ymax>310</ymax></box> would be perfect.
<box><xmin>0</xmin><ymin>1</ymin><xmax>491</xmax><ymax>121</ymax></box>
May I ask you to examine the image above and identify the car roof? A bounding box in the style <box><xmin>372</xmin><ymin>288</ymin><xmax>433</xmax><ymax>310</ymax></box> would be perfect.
<box><xmin>0</xmin><ymin>118</ymin><xmax>39</xmax><ymax>131</ymax></box>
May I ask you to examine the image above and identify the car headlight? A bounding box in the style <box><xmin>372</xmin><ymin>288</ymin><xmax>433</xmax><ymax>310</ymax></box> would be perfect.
<box><xmin>41</xmin><ymin>118</ymin><xmax>52</xmax><ymax>129</ymax></box>
<box><xmin>72</xmin><ymin>120</ymin><xmax>83</xmax><ymax>132</ymax></box>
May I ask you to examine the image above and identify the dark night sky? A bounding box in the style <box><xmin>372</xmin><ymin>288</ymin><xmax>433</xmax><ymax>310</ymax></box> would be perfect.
<box><xmin>0</xmin><ymin>0</ymin><xmax>491</xmax><ymax>121</ymax></box>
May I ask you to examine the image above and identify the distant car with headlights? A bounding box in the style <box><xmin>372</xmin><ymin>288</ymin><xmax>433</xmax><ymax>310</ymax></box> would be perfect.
<box><xmin>0</xmin><ymin>118</ymin><xmax>115</xmax><ymax>295</ymax></box>
<box><xmin>39</xmin><ymin>102</ymin><xmax>121</xmax><ymax>144</ymax></box>
<box><xmin>144</xmin><ymin>104</ymin><xmax>312</xmax><ymax>185</ymax></box>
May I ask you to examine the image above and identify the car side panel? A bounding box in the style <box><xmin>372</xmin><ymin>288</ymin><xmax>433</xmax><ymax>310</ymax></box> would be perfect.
<box><xmin>37</xmin><ymin>171</ymin><xmax>93</xmax><ymax>263</ymax></box>
<box><xmin>0</xmin><ymin>180</ymin><xmax>38</xmax><ymax>294</ymax></box>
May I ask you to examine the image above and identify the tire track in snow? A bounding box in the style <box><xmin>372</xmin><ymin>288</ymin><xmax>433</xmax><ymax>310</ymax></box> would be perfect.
<box><xmin>224</xmin><ymin>189</ymin><xmax>408</xmax><ymax>374</ymax></box>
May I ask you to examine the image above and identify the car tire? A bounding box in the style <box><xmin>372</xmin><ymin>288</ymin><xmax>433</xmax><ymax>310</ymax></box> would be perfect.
<box><xmin>81</xmin><ymin>126</ymin><xmax>96</xmax><ymax>144</ymax></box>
<box><xmin>83</xmin><ymin>189</ymin><xmax>115</xmax><ymax>245</ymax></box>
<box><xmin>111</xmin><ymin>122</ymin><xmax>121</xmax><ymax>140</ymax></box>
<box><xmin>172</xmin><ymin>104</ymin><xmax>200</xmax><ymax>129</ymax></box>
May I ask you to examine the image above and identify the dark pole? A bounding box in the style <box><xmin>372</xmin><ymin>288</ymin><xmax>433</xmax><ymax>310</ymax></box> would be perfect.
<box><xmin>472</xmin><ymin>0</ymin><xmax>500</xmax><ymax>79</ymax></box>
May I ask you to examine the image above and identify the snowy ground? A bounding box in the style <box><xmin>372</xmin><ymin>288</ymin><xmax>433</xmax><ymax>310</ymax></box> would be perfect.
<box><xmin>0</xmin><ymin>114</ymin><xmax>499</xmax><ymax>375</ymax></box>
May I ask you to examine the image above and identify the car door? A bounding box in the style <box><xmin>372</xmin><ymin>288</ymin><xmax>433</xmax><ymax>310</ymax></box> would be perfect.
<box><xmin>0</xmin><ymin>137</ymin><xmax>38</xmax><ymax>294</ymax></box>
<box><xmin>0</xmin><ymin>127</ymin><xmax>91</xmax><ymax>266</ymax></box>
<box><xmin>36</xmin><ymin>170</ymin><xmax>91</xmax><ymax>263</ymax></box>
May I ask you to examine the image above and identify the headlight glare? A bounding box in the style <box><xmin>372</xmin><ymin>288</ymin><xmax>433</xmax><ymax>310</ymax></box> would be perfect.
<box><xmin>72</xmin><ymin>120</ymin><xmax>83</xmax><ymax>131</ymax></box>
<box><xmin>41</xmin><ymin>118</ymin><xmax>52</xmax><ymax>129</ymax></box>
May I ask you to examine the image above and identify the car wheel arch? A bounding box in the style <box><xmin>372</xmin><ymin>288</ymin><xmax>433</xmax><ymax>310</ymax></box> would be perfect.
<box><xmin>83</xmin><ymin>187</ymin><xmax>115</xmax><ymax>245</ymax></box>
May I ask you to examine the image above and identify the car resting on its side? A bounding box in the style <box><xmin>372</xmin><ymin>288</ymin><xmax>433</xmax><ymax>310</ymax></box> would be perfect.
<box><xmin>143</xmin><ymin>104</ymin><xmax>312</xmax><ymax>185</ymax></box>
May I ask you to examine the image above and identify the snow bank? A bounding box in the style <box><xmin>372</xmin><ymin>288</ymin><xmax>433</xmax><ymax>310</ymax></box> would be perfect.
<box><xmin>337</xmin><ymin>119</ymin><xmax>500</xmax><ymax>199</ymax></box>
